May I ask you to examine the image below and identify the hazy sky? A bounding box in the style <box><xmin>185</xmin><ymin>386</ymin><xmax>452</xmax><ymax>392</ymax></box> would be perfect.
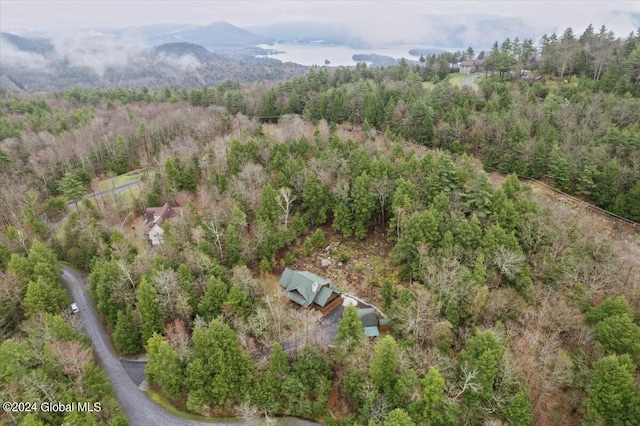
<box><xmin>2</xmin><ymin>1</ymin><xmax>640</xmax><ymax>39</ymax></box>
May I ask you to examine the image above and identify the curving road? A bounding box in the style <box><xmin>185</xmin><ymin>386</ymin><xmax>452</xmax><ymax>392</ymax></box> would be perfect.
<box><xmin>62</xmin><ymin>266</ymin><xmax>318</xmax><ymax>426</ymax></box>
<box><xmin>62</xmin><ymin>266</ymin><xmax>239</xmax><ymax>425</ymax></box>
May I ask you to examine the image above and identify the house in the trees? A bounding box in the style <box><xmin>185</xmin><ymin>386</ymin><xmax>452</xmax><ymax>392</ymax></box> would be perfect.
<box><xmin>144</xmin><ymin>203</ymin><xmax>176</xmax><ymax>245</ymax></box>
<box><xmin>279</xmin><ymin>268</ymin><xmax>343</xmax><ymax>315</ymax></box>
<box><xmin>459</xmin><ymin>59</ymin><xmax>485</xmax><ymax>74</ymax></box>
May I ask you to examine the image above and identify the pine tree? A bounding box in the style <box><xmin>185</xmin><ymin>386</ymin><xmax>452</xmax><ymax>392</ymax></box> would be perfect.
<box><xmin>463</xmin><ymin>173</ymin><xmax>494</xmax><ymax>218</ymax></box>
<box><xmin>594</xmin><ymin>314</ymin><xmax>640</xmax><ymax>362</ymax></box>
<box><xmin>369</xmin><ymin>335</ymin><xmax>399</xmax><ymax>396</ymax></box>
<box><xmin>136</xmin><ymin>277</ymin><xmax>163</xmax><ymax>343</ymax></box>
<box><xmin>351</xmin><ymin>172</ymin><xmax>376</xmax><ymax>238</ymax></box>
<box><xmin>145</xmin><ymin>334</ymin><xmax>184</xmax><ymax>400</ymax></box>
<box><xmin>459</xmin><ymin>330</ymin><xmax>504</xmax><ymax>406</ymax></box>
<box><xmin>253</xmin><ymin>342</ymin><xmax>289</xmax><ymax>412</ymax></box>
<box><xmin>113</xmin><ymin>308</ymin><xmax>142</xmax><ymax>355</ymax></box>
<box><xmin>302</xmin><ymin>175</ymin><xmax>331</xmax><ymax>225</ymax></box>
<box><xmin>419</xmin><ymin>367</ymin><xmax>458</xmax><ymax>426</ymax></box>
<box><xmin>186</xmin><ymin>319</ymin><xmax>252</xmax><ymax>407</ymax></box>
<box><xmin>503</xmin><ymin>391</ymin><xmax>532</xmax><ymax>426</ymax></box>
<box><xmin>224</xmin><ymin>205</ymin><xmax>246</xmax><ymax>266</ymax></box>
<box><xmin>383</xmin><ymin>408</ymin><xmax>415</xmax><ymax>426</ymax></box>
<box><xmin>23</xmin><ymin>276</ymin><xmax>67</xmax><ymax>317</ymax></box>
<box><xmin>336</xmin><ymin>305</ymin><xmax>365</xmax><ymax>352</ymax></box>
<box><xmin>197</xmin><ymin>276</ymin><xmax>228</xmax><ymax>322</ymax></box>
<box><xmin>257</xmin><ymin>183</ymin><xmax>280</xmax><ymax>225</ymax></box>
<box><xmin>332</xmin><ymin>200</ymin><xmax>353</xmax><ymax>237</ymax></box>
<box><xmin>222</xmin><ymin>284</ymin><xmax>250</xmax><ymax>318</ymax></box>
<box><xmin>58</xmin><ymin>172</ymin><xmax>84</xmax><ymax>207</ymax></box>
<box><xmin>548</xmin><ymin>144</ymin><xmax>571</xmax><ymax>191</ymax></box>
<box><xmin>586</xmin><ymin>354</ymin><xmax>637</xmax><ymax>426</ymax></box>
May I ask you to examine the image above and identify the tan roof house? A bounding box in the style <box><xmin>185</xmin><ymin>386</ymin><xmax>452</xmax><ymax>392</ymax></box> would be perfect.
<box><xmin>459</xmin><ymin>59</ymin><xmax>485</xmax><ymax>74</ymax></box>
<box><xmin>144</xmin><ymin>203</ymin><xmax>175</xmax><ymax>245</ymax></box>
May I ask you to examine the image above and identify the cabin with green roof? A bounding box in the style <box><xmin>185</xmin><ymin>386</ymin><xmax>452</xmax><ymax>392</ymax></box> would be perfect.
<box><xmin>279</xmin><ymin>268</ymin><xmax>342</xmax><ymax>314</ymax></box>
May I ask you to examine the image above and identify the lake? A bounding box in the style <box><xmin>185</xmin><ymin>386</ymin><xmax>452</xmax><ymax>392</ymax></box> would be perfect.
<box><xmin>256</xmin><ymin>42</ymin><xmax>452</xmax><ymax>66</ymax></box>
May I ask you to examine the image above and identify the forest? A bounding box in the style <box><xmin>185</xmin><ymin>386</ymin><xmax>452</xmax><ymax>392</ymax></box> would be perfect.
<box><xmin>1</xmin><ymin>24</ymin><xmax>639</xmax><ymax>426</ymax></box>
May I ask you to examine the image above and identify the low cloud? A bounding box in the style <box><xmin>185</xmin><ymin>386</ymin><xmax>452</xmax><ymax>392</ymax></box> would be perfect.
<box><xmin>50</xmin><ymin>32</ymin><xmax>146</xmax><ymax>74</ymax></box>
<box><xmin>0</xmin><ymin>41</ymin><xmax>51</xmax><ymax>70</ymax></box>
<box><xmin>1</xmin><ymin>31</ymin><xmax>148</xmax><ymax>75</ymax></box>
<box><xmin>155</xmin><ymin>53</ymin><xmax>203</xmax><ymax>71</ymax></box>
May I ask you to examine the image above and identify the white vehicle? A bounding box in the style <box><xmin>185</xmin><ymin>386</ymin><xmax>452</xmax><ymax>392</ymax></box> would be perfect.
<box><xmin>71</xmin><ymin>303</ymin><xmax>79</xmax><ymax>314</ymax></box>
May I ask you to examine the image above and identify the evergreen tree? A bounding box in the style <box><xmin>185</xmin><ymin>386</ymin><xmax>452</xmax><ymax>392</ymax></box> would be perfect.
<box><xmin>463</xmin><ymin>173</ymin><xmax>494</xmax><ymax>218</ymax></box>
<box><xmin>503</xmin><ymin>391</ymin><xmax>532</xmax><ymax>426</ymax></box>
<box><xmin>459</xmin><ymin>330</ymin><xmax>504</xmax><ymax>406</ymax></box>
<box><xmin>336</xmin><ymin>305</ymin><xmax>365</xmax><ymax>353</ymax></box>
<box><xmin>223</xmin><ymin>284</ymin><xmax>250</xmax><ymax>318</ymax></box>
<box><xmin>197</xmin><ymin>276</ymin><xmax>228</xmax><ymax>322</ymax></box>
<box><xmin>383</xmin><ymin>408</ymin><xmax>415</xmax><ymax>426</ymax></box>
<box><xmin>594</xmin><ymin>314</ymin><xmax>640</xmax><ymax>362</ymax></box>
<box><xmin>58</xmin><ymin>172</ymin><xmax>84</xmax><ymax>207</ymax></box>
<box><xmin>586</xmin><ymin>296</ymin><xmax>632</xmax><ymax>325</ymax></box>
<box><xmin>145</xmin><ymin>334</ymin><xmax>184</xmax><ymax>401</ymax></box>
<box><xmin>186</xmin><ymin>319</ymin><xmax>252</xmax><ymax>407</ymax></box>
<box><xmin>332</xmin><ymin>200</ymin><xmax>354</xmax><ymax>237</ymax></box>
<box><xmin>113</xmin><ymin>307</ymin><xmax>142</xmax><ymax>355</ymax></box>
<box><xmin>369</xmin><ymin>335</ymin><xmax>399</xmax><ymax>396</ymax></box>
<box><xmin>586</xmin><ymin>354</ymin><xmax>637</xmax><ymax>426</ymax></box>
<box><xmin>302</xmin><ymin>175</ymin><xmax>331</xmax><ymax>225</ymax></box>
<box><xmin>88</xmin><ymin>260</ymin><xmax>124</xmax><ymax>328</ymax></box>
<box><xmin>548</xmin><ymin>144</ymin><xmax>571</xmax><ymax>191</ymax></box>
<box><xmin>257</xmin><ymin>183</ymin><xmax>280</xmax><ymax>225</ymax></box>
<box><xmin>136</xmin><ymin>277</ymin><xmax>163</xmax><ymax>343</ymax></box>
<box><xmin>419</xmin><ymin>367</ymin><xmax>457</xmax><ymax>426</ymax></box>
<box><xmin>351</xmin><ymin>172</ymin><xmax>376</xmax><ymax>238</ymax></box>
<box><xmin>253</xmin><ymin>342</ymin><xmax>289</xmax><ymax>412</ymax></box>
<box><xmin>224</xmin><ymin>206</ymin><xmax>246</xmax><ymax>266</ymax></box>
<box><xmin>23</xmin><ymin>276</ymin><xmax>67</xmax><ymax>317</ymax></box>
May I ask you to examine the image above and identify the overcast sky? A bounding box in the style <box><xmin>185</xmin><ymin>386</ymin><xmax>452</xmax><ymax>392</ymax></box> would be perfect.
<box><xmin>2</xmin><ymin>1</ymin><xmax>640</xmax><ymax>40</ymax></box>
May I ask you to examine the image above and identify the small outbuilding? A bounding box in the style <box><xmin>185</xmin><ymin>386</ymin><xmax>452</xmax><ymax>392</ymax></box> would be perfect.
<box><xmin>358</xmin><ymin>307</ymin><xmax>391</xmax><ymax>338</ymax></box>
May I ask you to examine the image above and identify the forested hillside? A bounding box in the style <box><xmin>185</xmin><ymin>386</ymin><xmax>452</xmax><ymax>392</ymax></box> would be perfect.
<box><xmin>0</xmin><ymin>241</ymin><xmax>127</xmax><ymax>425</ymax></box>
<box><xmin>1</xmin><ymin>23</ymin><xmax>639</xmax><ymax>426</ymax></box>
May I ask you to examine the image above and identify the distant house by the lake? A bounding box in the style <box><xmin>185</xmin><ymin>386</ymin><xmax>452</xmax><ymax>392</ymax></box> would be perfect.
<box><xmin>144</xmin><ymin>203</ymin><xmax>176</xmax><ymax>245</ymax></box>
<box><xmin>459</xmin><ymin>59</ymin><xmax>485</xmax><ymax>74</ymax></box>
<box><xmin>279</xmin><ymin>268</ymin><xmax>343</xmax><ymax>315</ymax></box>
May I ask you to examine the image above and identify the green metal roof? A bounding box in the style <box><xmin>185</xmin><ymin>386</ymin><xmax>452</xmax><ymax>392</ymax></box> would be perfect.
<box><xmin>279</xmin><ymin>268</ymin><xmax>294</xmax><ymax>288</ymax></box>
<box><xmin>358</xmin><ymin>308</ymin><xmax>378</xmax><ymax>327</ymax></box>
<box><xmin>314</xmin><ymin>286</ymin><xmax>334</xmax><ymax>307</ymax></box>
<box><xmin>364</xmin><ymin>326</ymin><xmax>380</xmax><ymax>337</ymax></box>
<box><xmin>279</xmin><ymin>268</ymin><xmax>340</xmax><ymax>308</ymax></box>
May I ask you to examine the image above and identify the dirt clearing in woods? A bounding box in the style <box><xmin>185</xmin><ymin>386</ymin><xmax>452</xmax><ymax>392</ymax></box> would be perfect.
<box><xmin>266</xmin><ymin>225</ymin><xmax>397</xmax><ymax>308</ymax></box>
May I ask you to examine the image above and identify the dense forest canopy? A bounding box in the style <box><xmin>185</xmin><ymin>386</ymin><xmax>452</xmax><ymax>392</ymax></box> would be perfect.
<box><xmin>1</xmin><ymin>23</ymin><xmax>639</xmax><ymax>426</ymax></box>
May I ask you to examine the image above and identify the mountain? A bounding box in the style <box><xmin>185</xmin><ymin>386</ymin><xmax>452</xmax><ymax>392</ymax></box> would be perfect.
<box><xmin>417</xmin><ymin>15</ymin><xmax>539</xmax><ymax>49</ymax></box>
<box><xmin>144</xmin><ymin>21</ymin><xmax>273</xmax><ymax>49</ymax></box>
<box><xmin>247</xmin><ymin>16</ymin><xmax>539</xmax><ymax>49</ymax></box>
<box><xmin>153</xmin><ymin>42</ymin><xmax>223</xmax><ymax>62</ymax></box>
<box><xmin>247</xmin><ymin>22</ymin><xmax>351</xmax><ymax>44</ymax></box>
<box><xmin>1</xmin><ymin>32</ymin><xmax>54</xmax><ymax>55</ymax></box>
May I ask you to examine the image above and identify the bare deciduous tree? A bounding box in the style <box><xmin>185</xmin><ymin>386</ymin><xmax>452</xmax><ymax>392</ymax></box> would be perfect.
<box><xmin>370</xmin><ymin>177</ymin><xmax>394</xmax><ymax>224</ymax></box>
<box><xmin>276</xmin><ymin>187</ymin><xmax>296</xmax><ymax>228</ymax></box>
<box><xmin>453</xmin><ymin>364</ymin><xmax>482</xmax><ymax>399</ymax></box>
